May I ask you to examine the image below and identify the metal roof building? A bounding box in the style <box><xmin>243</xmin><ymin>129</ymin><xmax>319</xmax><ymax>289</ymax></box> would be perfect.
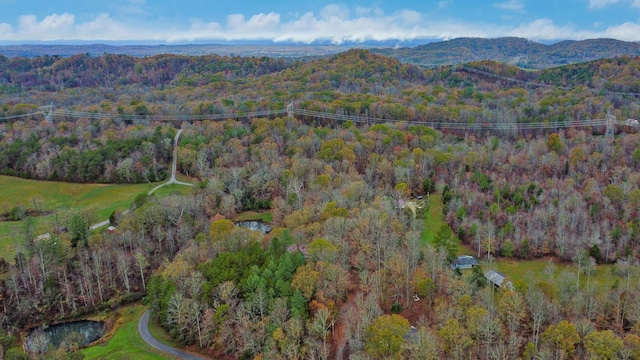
<box><xmin>484</xmin><ymin>269</ymin><xmax>514</xmax><ymax>290</ymax></box>
<box><xmin>451</xmin><ymin>255</ymin><xmax>479</xmax><ymax>270</ymax></box>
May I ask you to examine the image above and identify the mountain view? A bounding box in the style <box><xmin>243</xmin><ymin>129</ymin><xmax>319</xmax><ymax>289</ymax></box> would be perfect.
<box><xmin>4</xmin><ymin>1</ymin><xmax>640</xmax><ymax>359</ymax></box>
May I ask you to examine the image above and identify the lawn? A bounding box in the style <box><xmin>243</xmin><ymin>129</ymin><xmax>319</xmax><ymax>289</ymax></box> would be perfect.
<box><xmin>491</xmin><ymin>257</ymin><xmax>617</xmax><ymax>292</ymax></box>
<box><xmin>421</xmin><ymin>193</ymin><xmax>473</xmax><ymax>256</ymax></box>
<box><xmin>151</xmin><ymin>183</ymin><xmax>194</xmax><ymax>198</ymax></box>
<box><xmin>421</xmin><ymin>191</ymin><xmax>617</xmax><ymax>292</ymax></box>
<box><xmin>0</xmin><ymin>175</ymin><xmax>159</xmax><ymax>219</ymax></box>
<box><xmin>0</xmin><ymin>176</ymin><xmax>194</xmax><ymax>261</ymax></box>
<box><xmin>234</xmin><ymin>210</ymin><xmax>273</xmax><ymax>223</ymax></box>
<box><xmin>83</xmin><ymin>305</ymin><xmax>175</xmax><ymax>360</ymax></box>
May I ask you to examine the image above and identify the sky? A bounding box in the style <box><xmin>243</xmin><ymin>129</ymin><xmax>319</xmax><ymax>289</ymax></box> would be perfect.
<box><xmin>1</xmin><ymin>0</ymin><xmax>640</xmax><ymax>44</ymax></box>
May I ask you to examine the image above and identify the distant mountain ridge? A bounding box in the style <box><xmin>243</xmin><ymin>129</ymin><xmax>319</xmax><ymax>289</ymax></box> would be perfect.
<box><xmin>371</xmin><ymin>37</ymin><xmax>640</xmax><ymax>69</ymax></box>
<box><xmin>2</xmin><ymin>37</ymin><xmax>640</xmax><ymax>71</ymax></box>
<box><xmin>0</xmin><ymin>43</ymin><xmax>350</xmax><ymax>59</ymax></box>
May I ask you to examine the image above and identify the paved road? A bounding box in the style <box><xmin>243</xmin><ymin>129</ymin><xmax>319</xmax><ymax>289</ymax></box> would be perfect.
<box><xmin>138</xmin><ymin>310</ymin><xmax>208</xmax><ymax>360</ymax></box>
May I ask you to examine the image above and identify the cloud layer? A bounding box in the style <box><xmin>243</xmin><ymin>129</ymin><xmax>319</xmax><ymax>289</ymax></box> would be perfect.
<box><xmin>2</xmin><ymin>4</ymin><xmax>640</xmax><ymax>43</ymax></box>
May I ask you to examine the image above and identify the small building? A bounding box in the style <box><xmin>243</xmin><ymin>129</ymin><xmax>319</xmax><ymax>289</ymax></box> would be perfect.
<box><xmin>451</xmin><ymin>255</ymin><xmax>479</xmax><ymax>270</ymax></box>
<box><xmin>107</xmin><ymin>226</ymin><xmax>116</xmax><ymax>233</ymax></box>
<box><xmin>484</xmin><ymin>269</ymin><xmax>514</xmax><ymax>290</ymax></box>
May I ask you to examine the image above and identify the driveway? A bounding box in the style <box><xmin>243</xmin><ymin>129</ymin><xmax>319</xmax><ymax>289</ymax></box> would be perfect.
<box><xmin>138</xmin><ymin>310</ymin><xmax>209</xmax><ymax>360</ymax></box>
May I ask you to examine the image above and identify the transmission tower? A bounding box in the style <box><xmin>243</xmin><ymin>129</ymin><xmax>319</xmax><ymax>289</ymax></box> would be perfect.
<box><xmin>39</xmin><ymin>104</ymin><xmax>55</xmax><ymax>122</ymax></box>
<box><xmin>605</xmin><ymin>112</ymin><xmax>616</xmax><ymax>138</ymax></box>
<box><xmin>287</xmin><ymin>102</ymin><xmax>294</xmax><ymax>118</ymax></box>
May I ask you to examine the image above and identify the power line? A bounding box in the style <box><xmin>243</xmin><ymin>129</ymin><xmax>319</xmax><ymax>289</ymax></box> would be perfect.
<box><xmin>0</xmin><ymin>104</ymin><xmax>628</xmax><ymax>132</ymax></box>
<box><xmin>0</xmin><ymin>112</ymin><xmax>43</xmax><ymax>122</ymax></box>
<box><xmin>291</xmin><ymin>108</ymin><xmax>609</xmax><ymax>130</ymax></box>
<box><xmin>53</xmin><ymin>108</ymin><xmax>288</xmax><ymax>121</ymax></box>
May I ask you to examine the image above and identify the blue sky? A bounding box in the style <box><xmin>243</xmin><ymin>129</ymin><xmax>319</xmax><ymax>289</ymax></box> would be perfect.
<box><xmin>1</xmin><ymin>0</ymin><xmax>640</xmax><ymax>43</ymax></box>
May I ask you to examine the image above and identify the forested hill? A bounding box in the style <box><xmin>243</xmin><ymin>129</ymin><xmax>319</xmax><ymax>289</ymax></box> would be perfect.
<box><xmin>3</xmin><ymin>49</ymin><xmax>640</xmax><ymax>120</ymax></box>
<box><xmin>372</xmin><ymin>37</ymin><xmax>640</xmax><ymax>69</ymax></box>
<box><xmin>0</xmin><ymin>53</ymin><xmax>289</xmax><ymax>90</ymax></box>
<box><xmin>8</xmin><ymin>46</ymin><xmax>640</xmax><ymax>360</ymax></box>
<box><xmin>3</xmin><ymin>50</ymin><xmax>640</xmax><ymax>184</ymax></box>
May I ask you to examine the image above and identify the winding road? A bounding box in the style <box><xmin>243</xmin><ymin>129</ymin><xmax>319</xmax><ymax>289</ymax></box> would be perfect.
<box><xmin>135</xmin><ymin>129</ymin><xmax>204</xmax><ymax>359</ymax></box>
<box><xmin>138</xmin><ymin>310</ymin><xmax>208</xmax><ymax>360</ymax></box>
<box><xmin>86</xmin><ymin>127</ymin><xmax>200</xmax><ymax>358</ymax></box>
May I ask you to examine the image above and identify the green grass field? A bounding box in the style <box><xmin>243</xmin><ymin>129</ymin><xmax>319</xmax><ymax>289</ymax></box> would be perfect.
<box><xmin>421</xmin><ymin>194</ymin><xmax>473</xmax><ymax>256</ymax></box>
<box><xmin>234</xmin><ymin>210</ymin><xmax>273</xmax><ymax>223</ymax></box>
<box><xmin>0</xmin><ymin>175</ymin><xmax>160</xmax><ymax>219</ymax></box>
<box><xmin>83</xmin><ymin>305</ymin><xmax>175</xmax><ymax>360</ymax></box>
<box><xmin>0</xmin><ymin>175</ymin><xmax>194</xmax><ymax>261</ymax></box>
<box><xmin>423</xmin><ymin>192</ymin><xmax>618</xmax><ymax>292</ymax></box>
<box><xmin>492</xmin><ymin>257</ymin><xmax>617</xmax><ymax>292</ymax></box>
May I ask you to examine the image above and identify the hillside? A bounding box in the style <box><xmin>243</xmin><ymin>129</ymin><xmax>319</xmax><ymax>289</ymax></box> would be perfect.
<box><xmin>372</xmin><ymin>37</ymin><xmax>640</xmax><ymax>69</ymax></box>
<box><xmin>5</xmin><ymin>48</ymin><xmax>640</xmax><ymax>359</ymax></box>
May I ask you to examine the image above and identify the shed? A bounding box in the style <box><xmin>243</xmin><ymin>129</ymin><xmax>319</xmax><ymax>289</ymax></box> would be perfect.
<box><xmin>484</xmin><ymin>269</ymin><xmax>513</xmax><ymax>290</ymax></box>
<box><xmin>107</xmin><ymin>226</ymin><xmax>116</xmax><ymax>233</ymax></box>
<box><xmin>451</xmin><ymin>255</ymin><xmax>479</xmax><ymax>270</ymax></box>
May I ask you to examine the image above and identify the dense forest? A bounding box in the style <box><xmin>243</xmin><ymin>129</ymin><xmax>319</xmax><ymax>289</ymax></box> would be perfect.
<box><xmin>373</xmin><ymin>37</ymin><xmax>640</xmax><ymax>69</ymax></box>
<box><xmin>3</xmin><ymin>49</ymin><xmax>640</xmax><ymax>358</ymax></box>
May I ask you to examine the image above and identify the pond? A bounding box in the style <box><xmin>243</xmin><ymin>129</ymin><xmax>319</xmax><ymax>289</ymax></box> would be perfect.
<box><xmin>235</xmin><ymin>220</ymin><xmax>272</xmax><ymax>234</ymax></box>
<box><xmin>25</xmin><ymin>320</ymin><xmax>106</xmax><ymax>353</ymax></box>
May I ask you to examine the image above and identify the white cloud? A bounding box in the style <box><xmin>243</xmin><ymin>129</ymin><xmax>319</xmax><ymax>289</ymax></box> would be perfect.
<box><xmin>601</xmin><ymin>21</ymin><xmax>640</xmax><ymax>40</ymax></box>
<box><xmin>588</xmin><ymin>0</ymin><xmax>620</xmax><ymax>8</ymax></box>
<box><xmin>506</xmin><ymin>18</ymin><xmax>592</xmax><ymax>40</ymax></box>
<box><xmin>320</xmin><ymin>4</ymin><xmax>350</xmax><ymax>21</ymax></box>
<box><xmin>17</xmin><ymin>13</ymin><xmax>75</xmax><ymax>40</ymax></box>
<box><xmin>3</xmin><ymin>7</ymin><xmax>640</xmax><ymax>43</ymax></box>
<box><xmin>494</xmin><ymin>0</ymin><xmax>525</xmax><ymax>11</ymax></box>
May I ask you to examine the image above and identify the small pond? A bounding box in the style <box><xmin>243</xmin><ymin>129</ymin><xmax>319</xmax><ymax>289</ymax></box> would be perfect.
<box><xmin>26</xmin><ymin>320</ymin><xmax>106</xmax><ymax>353</ymax></box>
<box><xmin>235</xmin><ymin>220</ymin><xmax>272</xmax><ymax>234</ymax></box>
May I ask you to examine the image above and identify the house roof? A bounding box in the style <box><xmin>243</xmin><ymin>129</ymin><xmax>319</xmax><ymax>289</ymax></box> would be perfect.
<box><xmin>485</xmin><ymin>269</ymin><xmax>514</xmax><ymax>289</ymax></box>
<box><xmin>453</xmin><ymin>255</ymin><xmax>479</xmax><ymax>266</ymax></box>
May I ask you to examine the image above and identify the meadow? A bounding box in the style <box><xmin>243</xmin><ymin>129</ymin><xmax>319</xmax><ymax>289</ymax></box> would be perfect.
<box><xmin>0</xmin><ymin>175</ymin><xmax>193</xmax><ymax>261</ymax></box>
<box><xmin>82</xmin><ymin>305</ymin><xmax>175</xmax><ymax>360</ymax></box>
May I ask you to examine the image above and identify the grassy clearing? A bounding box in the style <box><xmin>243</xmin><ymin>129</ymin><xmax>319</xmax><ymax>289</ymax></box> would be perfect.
<box><xmin>151</xmin><ymin>183</ymin><xmax>194</xmax><ymax>198</ymax></box>
<box><xmin>421</xmin><ymin>192</ymin><xmax>617</xmax><ymax>291</ymax></box>
<box><xmin>234</xmin><ymin>211</ymin><xmax>273</xmax><ymax>223</ymax></box>
<box><xmin>0</xmin><ymin>221</ymin><xmax>22</xmax><ymax>259</ymax></box>
<box><xmin>491</xmin><ymin>257</ymin><xmax>617</xmax><ymax>292</ymax></box>
<box><xmin>421</xmin><ymin>194</ymin><xmax>473</xmax><ymax>256</ymax></box>
<box><xmin>0</xmin><ymin>217</ymin><xmax>52</xmax><ymax>261</ymax></box>
<box><xmin>0</xmin><ymin>175</ymin><xmax>158</xmax><ymax>219</ymax></box>
<box><xmin>421</xmin><ymin>194</ymin><xmax>446</xmax><ymax>245</ymax></box>
<box><xmin>83</xmin><ymin>305</ymin><xmax>174</xmax><ymax>360</ymax></box>
<box><xmin>0</xmin><ymin>176</ymin><xmax>195</xmax><ymax>261</ymax></box>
